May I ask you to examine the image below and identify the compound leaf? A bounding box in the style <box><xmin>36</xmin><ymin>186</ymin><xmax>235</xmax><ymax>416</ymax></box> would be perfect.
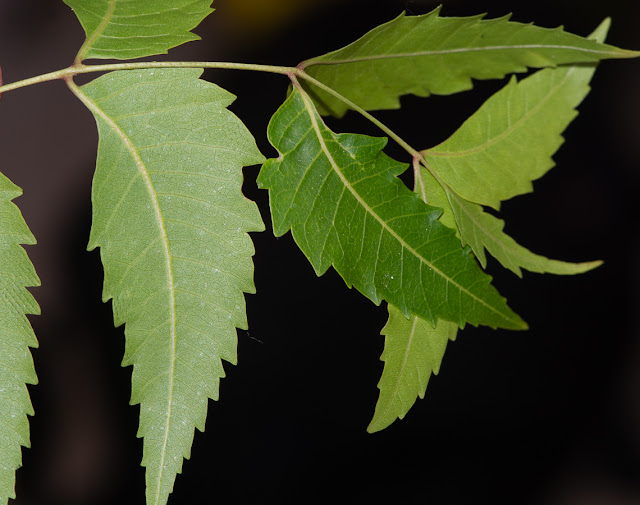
<box><xmin>368</xmin><ymin>305</ymin><xmax>457</xmax><ymax>433</ymax></box>
<box><xmin>63</xmin><ymin>0</ymin><xmax>214</xmax><ymax>61</ymax></box>
<box><xmin>74</xmin><ymin>68</ymin><xmax>264</xmax><ymax>505</ymax></box>
<box><xmin>0</xmin><ymin>175</ymin><xmax>39</xmax><ymax>505</ymax></box>
<box><xmin>300</xmin><ymin>8</ymin><xmax>636</xmax><ymax>117</ymax></box>
<box><xmin>257</xmin><ymin>86</ymin><xmax>525</xmax><ymax>330</ymax></box>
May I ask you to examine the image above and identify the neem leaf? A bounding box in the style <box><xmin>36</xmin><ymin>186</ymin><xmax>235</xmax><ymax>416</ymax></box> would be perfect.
<box><xmin>422</xmin><ymin>19</ymin><xmax>611</xmax><ymax>210</ymax></box>
<box><xmin>417</xmin><ymin>162</ymin><xmax>600</xmax><ymax>276</ymax></box>
<box><xmin>63</xmin><ymin>0</ymin><xmax>214</xmax><ymax>61</ymax></box>
<box><xmin>73</xmin><ymin>68</ymin><xmax>264</xmax><ymax>505</ymax></box>
<box><xmin>300</xmin><ymin>8</ymin><xmax>636</xmax><ymax>117</ymax></box>
<box><xmin>257</xmin><ymin>86</ymin><xmax>525</xmax><ymax>330</ymax></box>
<box><xmin>368</xmin><ymin>305</ymin><xmax>457</xmax><ymax>433</ymax></box>
<box><xmin>422</xmin><ymin>60</ymin><xmax>600</xmax><ymax>209</ymax></box>
<box><xmin>0</xmin><ymin>175</ymin><xmax>39</xmax><ymax>505</ymax></box>
<box><xmin>445</xmin><ymin>187</ymin><xmax>601</xmax><ymax>276</ymax></box>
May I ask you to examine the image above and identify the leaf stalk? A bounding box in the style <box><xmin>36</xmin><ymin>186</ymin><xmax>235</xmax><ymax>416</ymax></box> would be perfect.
<box><xmin>0</xmin><ymin>61</ymin><xmax>299</xmax><ymax>95</ymax></box>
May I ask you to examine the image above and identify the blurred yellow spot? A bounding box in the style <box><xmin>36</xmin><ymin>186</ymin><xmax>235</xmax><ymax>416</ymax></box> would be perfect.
<box><xmin>218</xmin><ymin>0</ymin><xmax>326</xmax><ymax>36</ymax></box>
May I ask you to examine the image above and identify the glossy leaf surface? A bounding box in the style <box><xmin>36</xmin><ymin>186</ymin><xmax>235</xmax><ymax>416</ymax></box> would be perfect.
<box><xmin>257</xmin><ymin>87</ymin><xmax>525</xmax><ymax>330</ymax></box>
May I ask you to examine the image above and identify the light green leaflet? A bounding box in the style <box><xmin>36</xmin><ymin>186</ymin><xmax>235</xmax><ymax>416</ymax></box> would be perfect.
<box><xmin>414</xmin><ymin>20</ymin><xmax>609</xmax><ymax>277</ymax></box>
<box><xmin>368</xmin><ymin>305</ymin><xmax>457</xmax><ymax>433</ymax></box>
<box><xmin>257</xmin><ymin>86</ymin><xmax>525</xmax><ymax>331</ymax></box>
<box><xmin>422</xmin><ymin>20</ymin><xmax>607</xmax><ymax>209</ymax></box>
<box><xmin>0</xmin><ymin>175</ymin><xmax>39</xmax><ymax>505</ymax></box>
<box><xmin>446</xmin><ymin>188</ymin><xmax>601</xmax><ymax>276</ymax></box>
<box><xmin>300</xmin><ymin>7</ymin><xmax>637</xmax><ymax>117</ymax></box>
<box><xmin>63</xmin><ymin>0</ymin><xmax>214</xmax><ymax>61</ymax></box>
<box><xmin>73</xmin><ymin>68</ymin><xmax>264</xmax><ymax>505</ymax></box>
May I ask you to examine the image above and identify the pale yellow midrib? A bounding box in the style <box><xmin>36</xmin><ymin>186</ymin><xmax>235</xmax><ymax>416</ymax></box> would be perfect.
<box><xmin>304</xmin><ymin>44</ymin><xmax>625</xmax><ymax>68</ymax></box>
<box><xmin>426</xmin><ymin>65</ymin><xmax>578</xmax><ymax>158</ymax></box>
<box><xmin>75</xmin><ymin>0</ymin><xmax>117</xmax><ymax>62</ymax></box>
<box><xmin>68</xmin><ymin>82</ymin><xmax>177</xmax><ymax>505</ymax></box>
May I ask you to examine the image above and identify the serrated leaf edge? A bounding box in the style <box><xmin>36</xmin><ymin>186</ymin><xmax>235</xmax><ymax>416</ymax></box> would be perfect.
<box><xmin>68</xmin><ymin>78</ymin><xmax>177</xmax><ymax>502</ymax></box>
<box><xmin>444</xmin><ymin>185</ymin><xmax>602</xmax><ymax>275</ymax></box>
<box><xmin>301</xmin><ymin>9</ymin><xmax>637</xmax><ymax>71</ymax></box>
<box><xmin>292</xmin><ymin>81</ymin><xmax>524</xmax><ymax>329</ymax></box>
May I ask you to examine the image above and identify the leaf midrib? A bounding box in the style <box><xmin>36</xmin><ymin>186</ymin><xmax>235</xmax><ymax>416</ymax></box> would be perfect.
<box><xmin>295</xmin><ymin>87</ymin><xmax>520</xmax><ymax>327</ymax></box>
<box><xmin>76</xmin><ymin>0</ymin><xmax>117</xmax><ymax>62</ymax></box>
<box><xmin>446</xmin><ymin>188</ymin><xmax>600</xmax><ymax>273</ymax></box>
<box><xmin>70</xmin><ymin>81</ymin><xmax>177</xmax><ymax>505</ymax></box>
<box><xmin>425</xmin><ymin>65</ymin><xmax>578</xmax><ymax>158</ymax></box>
<box><xmin>303</xmin><ymin>44</ymin><xmax>625</xmax><ymax>69</ymax></box>
<box><xmin>377</xmin><ymin>314</ymin><xmax>420</xmax><ymax>427</ymax></box>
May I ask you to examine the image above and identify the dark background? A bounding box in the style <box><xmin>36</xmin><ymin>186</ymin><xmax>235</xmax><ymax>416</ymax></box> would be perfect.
<box><xmin>1</xmin><ymin>0</ymin><xmax>640</xmax><ymax>504</ymax></box>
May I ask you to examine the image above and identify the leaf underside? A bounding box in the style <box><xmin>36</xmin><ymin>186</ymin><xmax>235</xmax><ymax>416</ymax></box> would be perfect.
<box><xmin>257</xmin><ymin>87</ymin><xmax>525</xmax><ymax>331</ymax></box>
<box><xmin>301</xmin><ymin>7</ymin><xmax>635</xmax><ymax>117</ymax></box>
<box><xmin>63</xmin><ymin>0</ymin><xmax>214</xmax><ymax>61</ymax></box>
<box><xmin>417</xmin><ymin>19</ymin><xmax>610</xmax><ymax>277</ymax></box>
<box><xmin>79</xmin><ymin>68</ymin><xmax>264</xmax><ymax>505</ymax></box>
<box><xmin>368</xmin><ymin>305</ymin><xmax>457</xmax><ymax>433</ymax></box>
<box><xmin>0</xmin><ymin>175</ymin><xmax>39</xmax><ymax>505</ymax></box>
<box><xmin>423</xmin><ymin>51</ymin><xmax>601</xmax><ymax>209</ymax></box>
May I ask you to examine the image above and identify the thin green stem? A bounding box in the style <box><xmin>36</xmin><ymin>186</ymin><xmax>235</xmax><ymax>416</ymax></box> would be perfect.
<box><xmin>295</xmin><ymin>70</ymin><xmax>451</xmax><ymax>191</ymax></box>
<box><xmin>0</xmin><ymin>59</ymin><xmax>432</xmax><ymax>185</ymax></box>
<box><xmin>0</xmin><ymin>61</ymin><xmax>298</xmax><ymax>96</ymax></box>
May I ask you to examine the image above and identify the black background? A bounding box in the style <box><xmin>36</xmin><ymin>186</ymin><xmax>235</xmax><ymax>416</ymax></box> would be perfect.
<box><xmin>1</xmin><ymin>1</ymin><xmax>640</xmax><ymax>504</ymax></box>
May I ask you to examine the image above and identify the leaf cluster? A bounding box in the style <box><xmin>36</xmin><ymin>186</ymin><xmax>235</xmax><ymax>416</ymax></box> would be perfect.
<box><xmin>0</xmin><ymin>2</ymin><xmax>637</xmax><ymax>504</ymax></box>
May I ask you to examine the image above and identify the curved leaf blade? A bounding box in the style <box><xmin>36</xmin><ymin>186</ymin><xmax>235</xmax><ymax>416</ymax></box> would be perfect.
<box><xmin>0</xmin><ymin>175</ymin><xmax>39</xmax><ymax>505</ymax></box>
<box><xmin>63</xmin><ymin>0</ymin><xmax>214</xmax><ymax>61</ymax></box>
<box><xmin>75</xmin><ymin>69</ymin><xmax>264</xmax><ymax>505</ymax></box>
<box><xmin>301</xmin><ymin>9</ymin><xmax>636</xmax><ymax>117</ymax></box>
<box><xmin>445</xmin><ymin>186</ymin><xmax>601</xmax><ymax>276</ymax></box>
<box><xmin>368</xmin><ymin>305</ymin><xmax>456</xmax><ymax>433</ymax></box>
<box><xmin>422</xmin><ymin>18</ymin><xmax>612</xmax><ymax>209</ymax></box>
<box><xmin>417</xmin><ymin>167</ymin><xmax>600</xmax><ymax>277</ymax></box>
<box><xmin>257</xmin><ymin>87</ymin><xmax>525</xmax><ymax>330</ymax></box>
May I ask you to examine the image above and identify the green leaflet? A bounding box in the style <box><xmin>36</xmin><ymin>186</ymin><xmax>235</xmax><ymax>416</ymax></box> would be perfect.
<box><xmin>445</xmin><ymin>187</ymin><xmax>601</xmax><ymax>276</ymax></box>
<box><xmin>418</xmin><ymin>166</ymin><xmax>599</xmax><ymax>277</ymax></box>
<box><xmin>413</xmin><ymin>21</ymin><xmax>609</xmax><ymax>277</ymax></box>
<box><xmin>423</xmin><ymin>19</ymin><xmax>610</xmax><ymax>209</ymax></box>
<box><xmin>74</xmin><ymin>68</ymin><xmax>264</xmax><ymax>505</ymax></box>
<box><xmin>368</xmin><ymin>305</ymin><xmax>457</xmax><ymax>433</ymax></box>
<box><xmin>423</xmin><ymin>64</ymin><xmax>598</xmax><ymax>209</ymax></box>
<box><xmin>0</xmin><ymin>175</ymin><xmax>39</xmax><ymax>505</ymax></box>
<box><xmin>300</xmin><ymin>8</ymin><xmax>636</xmax><ymax>117</ymax></box>
<box><xmin>63</xmin><ymin>0</ymin><xmax>214</xmax><ymax>61</ymax></box>
<box><xmin>257</xmin><ymin>86</ymin><xmax>525</xmax><ymax>331</ymax></box>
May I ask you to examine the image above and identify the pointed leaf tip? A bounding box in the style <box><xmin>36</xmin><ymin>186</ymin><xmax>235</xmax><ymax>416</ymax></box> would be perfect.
<box><xmin>367</xmin><ymin>307</ymin><xmax>458</xmax><ymax>433</ymax></box>
<box><xmin>78</xmin><ymin>68</ymin><xmax>263</xmax><ymax>505</ymax></box>
<box><xmin>301</xmin><ymin>8</ymin><xmax>636</xmax><ymax>117</ymax></box>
